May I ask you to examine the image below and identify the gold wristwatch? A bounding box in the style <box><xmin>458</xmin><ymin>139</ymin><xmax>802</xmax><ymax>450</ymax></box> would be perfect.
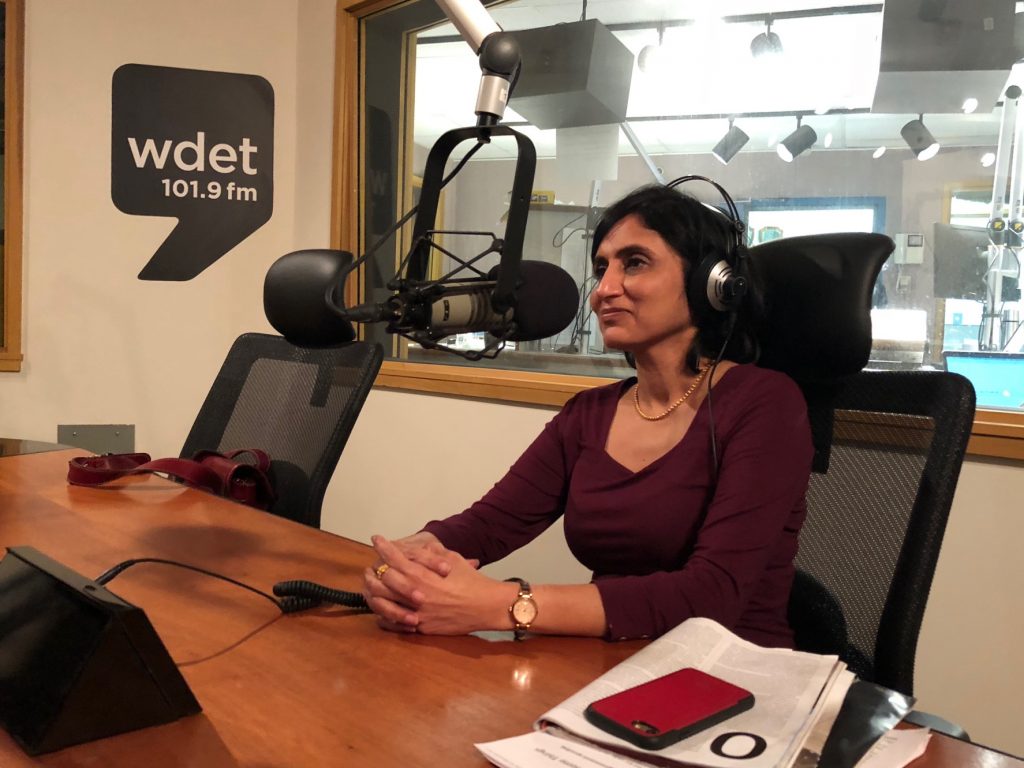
<box><xmin>504</xmin><ymin>577</ymin><xmax>537</xmax><ymax>640</ymax></box>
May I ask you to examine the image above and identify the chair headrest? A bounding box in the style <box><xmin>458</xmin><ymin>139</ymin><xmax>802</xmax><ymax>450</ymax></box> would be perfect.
<box><xmin>750</xmin><ymin>233</ymin><xmax>894</xmax><ymax>383</ymax></box>
<box><xmin>264</xmin><ymin>249</ymin><xmax>357</xmax><ymax>347</ymax></box>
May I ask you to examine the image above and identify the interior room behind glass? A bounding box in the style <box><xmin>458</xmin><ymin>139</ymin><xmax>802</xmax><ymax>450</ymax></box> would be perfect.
<box><xmin>361</xmin><ymin>0</ymin><xmax>1024</xmax><ymax>411</ymax></box>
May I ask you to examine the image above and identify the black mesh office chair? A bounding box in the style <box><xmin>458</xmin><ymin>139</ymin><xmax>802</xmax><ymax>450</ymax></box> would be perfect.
<box><xmin>789</xmin><ymin>371</ymin><xmax>975</xmax><ymax>695</ymax></box>
<box><xmin>749</xmin><ymin>234</ymin><xmax>976</xmax><ymax>735</ymax></box>
<box><xmin>181</xmin><ymin>332</ymin><xmax>383</xmax><ymax>528</ymax></box>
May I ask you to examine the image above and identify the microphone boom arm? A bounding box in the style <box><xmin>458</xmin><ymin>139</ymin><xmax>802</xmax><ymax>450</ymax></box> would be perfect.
<box><xmin>434</xmin><ymin>0</ymin><xmax>522</xmax><ymax>126</ymax></box>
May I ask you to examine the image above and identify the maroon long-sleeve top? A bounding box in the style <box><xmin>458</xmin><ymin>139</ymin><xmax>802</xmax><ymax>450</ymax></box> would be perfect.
<box><xmin>423</xmin><ymin>364</ymin><xmax>813</xmax><ymax>646</ymax></box>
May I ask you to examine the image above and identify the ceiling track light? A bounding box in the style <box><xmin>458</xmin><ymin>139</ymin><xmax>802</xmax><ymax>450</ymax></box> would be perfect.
<box><xmin>777</xmin><ymin>116</ymin><xmax>817</xmax><ymax>162</ymax></box>
<box><xmin>712</xmin><ymin>118</ymin><xmax>749</xmax><ymax>165</ymax></box>
<box><xmin>750</xmin><ymin>17</ymin><xmax>783</xmax><ymax>58</ymax></box>
<box><xmin>901</xmin><ymin>114</ymin><xmax>940</xmax><ymax>161</ymax></box>
<box><xmin>638</xmin><ymin>25</ymin><xmax>665</xmax><ymax>73</ymax></box>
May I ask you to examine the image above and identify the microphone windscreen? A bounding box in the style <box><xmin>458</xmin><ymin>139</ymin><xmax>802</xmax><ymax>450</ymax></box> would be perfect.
<box><xmin>489</xmin><ymin>260</ymin><xmax>581</xmax><ymax>342</ymax></box>
<box><xmin>264</xmin><ymin>249</ymin><xmax>357</xmax><ymax>347</ymax></box>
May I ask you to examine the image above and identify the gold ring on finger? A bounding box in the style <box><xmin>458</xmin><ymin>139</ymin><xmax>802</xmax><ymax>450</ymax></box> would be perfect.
<box><xmin>374</xmin><ymin>563</ymin><xmax>390</xmax><ymax>580</ymax></box>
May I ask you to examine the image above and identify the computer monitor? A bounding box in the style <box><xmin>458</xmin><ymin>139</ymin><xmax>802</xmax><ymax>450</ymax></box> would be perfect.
<box><xmin>932</xmin><ymin>222</ymin><xmax>990</xmax><ymax>300</ymax></box>
<box><xmin>943</xmin><ymin>350</ymin><xmax>1024</xmax><ymax>409</ymax></box>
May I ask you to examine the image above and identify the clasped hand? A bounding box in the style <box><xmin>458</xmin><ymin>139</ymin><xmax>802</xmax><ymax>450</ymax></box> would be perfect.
<box><xmin>362</xmin><ymin>533</ymin><xmax>507</xmax><ymax>635</ymax></box>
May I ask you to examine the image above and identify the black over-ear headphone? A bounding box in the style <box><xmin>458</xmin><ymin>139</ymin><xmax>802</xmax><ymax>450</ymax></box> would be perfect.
<box><xmin>665</xmin><ymin>175</ymin><xmax>748</xmax><ymax>318</ymax></box>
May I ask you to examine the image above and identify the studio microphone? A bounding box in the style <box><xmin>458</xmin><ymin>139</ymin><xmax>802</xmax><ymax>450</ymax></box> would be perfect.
<box><xmin>264</xmin><ymin>249</ymin><xmax>580</xmax><ymax>347</ymax></box>
<box><xmin>387</xmin><ymin>260</ymin><xmax>579</xmax><ymax>341</ymax></box>
<box><xmin>264</xmin><ymin>124</ymin><xmax>558</xmax><ymax>355</ymax></box>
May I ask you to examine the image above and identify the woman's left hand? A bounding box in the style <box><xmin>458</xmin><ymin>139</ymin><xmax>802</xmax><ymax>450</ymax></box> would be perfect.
<box><xmin>364</xmin><ymin>535</ymin><xmax>512</xmax><ymax>636</ymax></box>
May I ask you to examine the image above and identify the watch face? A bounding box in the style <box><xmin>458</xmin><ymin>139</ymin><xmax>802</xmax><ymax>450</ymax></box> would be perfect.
<box><xmin>512</xmin><ymin>597</ymin><xmax>537</xmax><ymax>625</ymax></box>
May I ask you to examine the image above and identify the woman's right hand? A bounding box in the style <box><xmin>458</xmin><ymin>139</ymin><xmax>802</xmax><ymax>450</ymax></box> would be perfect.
<box><xmin>385</xmin><ymin>531</ymin><xmax>479</xmax><ymax>576</ymax></box>
<box><xmin>362</xmin><ymin>531</ymin><xmax>479</xmax><ymax>633</ymax></box>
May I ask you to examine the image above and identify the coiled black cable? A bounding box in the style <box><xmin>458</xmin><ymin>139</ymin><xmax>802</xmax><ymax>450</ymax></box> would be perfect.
<box><xmin>273</xmin><ymin>580</ymin><xmax>368</xmax><ymax>611</ymax></box>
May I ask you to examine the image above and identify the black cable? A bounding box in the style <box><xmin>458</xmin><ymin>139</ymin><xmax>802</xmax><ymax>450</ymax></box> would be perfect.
<box><xmin>571</xmin><ymin>281</ymin><xmax>595</xmax><ymax>343</ymax></box>
<box><xmin>706</xmin><ymin>314</ymin><xmax>738</xmax><ymax>482</ymax></box>
<box><xmin>97</xmin><ymin>557</ymin><xmax>283</xmax><ymax>608</ymax></box>
<box><xmin>553</xmin><ymin>227</ymin><xmax>587</xmax><ymax>249</ymax></box>
<box><xmin>1001</xmin><ymin>249</ymin><xmax>1022</xmax><ymax>350</ymax></box>
<box><xmin>568</xmin><ymin>277</ymin><xmax>598</xmax><ymax>347</ymax></box>
<box><xmin>273</xmin><ymin>580</ymin><xmax>368</xmax><ymax>609</ymax></box>
<box><xmin>94</xmin><ymin>558</ymin><xmax>349</xmax><ymax>615</ymax></box>
<box><xmin>978</xmin><ymin>246</ymin><xmax>1010</xmax><ymax>349</ymax></box>
<box><xmin>551</xmin><ymin>213</ymin><xmax>587</xmax><ymax>248</ymax></box>
<box><xmin>442</xmin><ymin>140</ymin><xmax>486</xmax><ymax>186</ymax></box>
<box><xmin>974</xmin><ymin>244</ymin><xmax>1015</xmax><ymax>350</ymax></box>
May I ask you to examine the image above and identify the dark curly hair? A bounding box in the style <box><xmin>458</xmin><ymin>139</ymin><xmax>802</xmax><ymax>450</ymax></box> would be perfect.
<box><xmin>590</xmin><ymin>184</ymin><xmax>763</xmax><ymax>374</ymax></box>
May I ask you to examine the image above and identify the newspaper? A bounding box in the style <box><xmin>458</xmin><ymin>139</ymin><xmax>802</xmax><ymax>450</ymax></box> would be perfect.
<box><xmin>478</xmin><ymin>731</ymin><xmax>653</xmax><ymax>768</ymax></box>
<box><xmin>482</xmin><ymin>618</ymin><xmax>847</xmax><ymax>768</ymax></box>
<box><xmin>853</xmin><ymin>727</ymin><xmax>931</xmax><ymax>768</ymax></box>
<box><xmin>786</xmin><ymin>668</ymin><xmax>856</xmax><ymax>767</ymax></box>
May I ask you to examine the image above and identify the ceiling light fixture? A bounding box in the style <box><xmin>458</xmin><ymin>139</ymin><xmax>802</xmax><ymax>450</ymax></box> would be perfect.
<box><xmin>638</xmin><ymin>26</ymin><xmax>666</xmax><ymax>74</ymax></box>
<box><xmin>750</xmin><ymin>18</ymin><xmax>783</xmax><ymax>58</ymax></box>
<box><xmin>873</xmin><ymin>146</ymin><xmax>887</xmax><ymax>159</ymax></box>
<box><xmin>981</xmin><ymin>152</ymin><xmax>996</xmax><ymax>167</ymax></box>
<box><xmin>901</xmin><ymin>114</ymin><xmax>940</xmax><ymax>161</ymax></box>
<box><xmin>777</xmin><ymin>116</ymin><xmax>817</xmax><ymax>162</ymax></box>
<box><xmin>711</xmin><ymin>118</ymin><xmax>750</xmax><ymax>165</ymax></box>
<box><xmin>962</xmin><ymin>97</ymin><xmax>979</xmax><ymax>114</ymax></box>
<box><xmin>824</xmin><ymin>132</ymin><xmax>834</xmax><ymax>148</ymax></box>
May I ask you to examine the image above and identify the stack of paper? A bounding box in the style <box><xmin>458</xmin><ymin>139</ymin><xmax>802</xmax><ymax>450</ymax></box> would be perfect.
<box><xmin>477</xmin><ymin>618</ymin><xmax>919</xmax><ymax>768</ymax></box>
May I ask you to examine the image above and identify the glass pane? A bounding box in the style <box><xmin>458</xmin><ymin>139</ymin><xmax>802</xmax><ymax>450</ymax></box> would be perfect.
<box><xmin>362</xmin><ymin>1</ymin><xmax>1024</xmax><ymax>410</ymax></box>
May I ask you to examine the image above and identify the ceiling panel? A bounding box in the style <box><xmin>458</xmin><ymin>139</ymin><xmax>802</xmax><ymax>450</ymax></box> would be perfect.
<box><xmin>411</xmin><ymin>1</ymin><xmax>1017</xmax><ymax>161</ymax></box>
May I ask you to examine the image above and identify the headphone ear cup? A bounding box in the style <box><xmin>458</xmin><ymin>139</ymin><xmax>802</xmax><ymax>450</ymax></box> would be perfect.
<box><xmin>687</xmin><ymin>253</ymin><xmax>718</xmax><ymax>321</ymax></box>
<box><xmin>690</xmin><ymin>253</ymin><xmax>740</xmax><ymax>315</ymax></box>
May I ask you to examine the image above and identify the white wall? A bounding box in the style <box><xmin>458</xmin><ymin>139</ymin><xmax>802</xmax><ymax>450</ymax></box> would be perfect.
<box><xmin>325</xmin><ymin>390</ymin><xmax>591</xmax><ymax>585</ymax></box>
<box><xmin>1</xmin><ymin>0</ymin><xmax>1020</xmax><ymax>756</ymax></box>
<box><xmin>327</xmin><ymin>390</ymin><xmax>1024</xmax><ymax>755</ymax></box>
<box><xmin>0</xmin><ymin>0</ymin><xmax>336</xmax><ymax>456</ymax></box>
<box><xmin>916</xmin><ymin>457</ymin><xmax>1024</xmax><ymax>751</ymax></box>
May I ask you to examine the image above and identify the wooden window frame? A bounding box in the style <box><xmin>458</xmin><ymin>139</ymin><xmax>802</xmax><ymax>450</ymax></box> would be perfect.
<box><xmin>331</xmin><ymin>0</ymin><xmax>1024</xmax><ymax>462</ymax></box>
<box><xmin>0</xmin><ymin>0</ymin><xmax>23</xmax><ymax>372</ymax></box>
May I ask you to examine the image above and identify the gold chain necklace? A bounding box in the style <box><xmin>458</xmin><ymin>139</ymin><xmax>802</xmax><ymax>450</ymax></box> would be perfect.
<box><xmin>633</xmin><ymin>367</ymin><xmax>709</xmax><ymax>421</ymax></box>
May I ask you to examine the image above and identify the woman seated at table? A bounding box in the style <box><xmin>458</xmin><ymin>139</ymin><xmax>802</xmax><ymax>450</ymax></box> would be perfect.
<box><xmin>362</xmin><ymin>183</ymin><xmax>813</xmax><ymax>646</ymax></box>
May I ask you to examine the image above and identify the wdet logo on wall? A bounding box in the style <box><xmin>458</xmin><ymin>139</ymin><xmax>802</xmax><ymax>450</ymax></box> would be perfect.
<box><xmin>111</xmin><ymin>64</ymin><xmax>274</xmax><ymax>281</ymax></box>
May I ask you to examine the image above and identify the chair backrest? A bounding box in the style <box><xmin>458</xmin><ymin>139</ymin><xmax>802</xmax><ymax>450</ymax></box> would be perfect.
<box><xmin>747</xmin><ymin>233</ymin><xmax>977</xmax><ymax>695</ymax></box>
<box><xmin>789</xmin><ymin>370</ymin><xmax>975</xmax><ymax>695</ymax></box>
<box><xmin>181</xmin><ymin>333</ymin><xmax>383</xmax><ymax>528</ymax></box>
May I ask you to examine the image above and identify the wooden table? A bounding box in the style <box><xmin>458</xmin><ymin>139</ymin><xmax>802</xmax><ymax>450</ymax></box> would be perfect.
<box><xmin>0</xmin><ymin>449</ymin><xmax>1017</xmax><ymax>767</ymax></box>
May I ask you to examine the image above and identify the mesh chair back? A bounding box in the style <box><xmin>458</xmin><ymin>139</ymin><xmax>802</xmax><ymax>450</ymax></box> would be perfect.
<box><xmin>181</xmin><ymin>333</ymin><xmax>383</xmax><ymax>528</ymax></box>
<box><xmin>790</xmin><ymin>370</ymin><xmax>975</xmax><ymax>695</ymax></box>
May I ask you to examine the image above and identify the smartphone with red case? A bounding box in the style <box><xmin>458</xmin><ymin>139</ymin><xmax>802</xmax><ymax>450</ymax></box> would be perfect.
<box><xmin>583</xmin><ymin>668</ymin><xmax>754</xmax><ymax>751</ymax></box>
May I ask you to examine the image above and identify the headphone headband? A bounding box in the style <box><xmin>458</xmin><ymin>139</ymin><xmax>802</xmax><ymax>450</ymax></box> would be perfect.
<box><xmin>665</xmin><ymin>174</ymin><xmax>745</xmax><ymax>250</ymax></box>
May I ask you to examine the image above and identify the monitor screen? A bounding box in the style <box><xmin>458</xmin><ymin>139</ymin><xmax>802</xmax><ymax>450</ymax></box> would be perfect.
<box><xmin>932</xmin><ymin>223</ymin><xmax>990</xmax><ymax>300</ymax></box>
<box><xmin>943</xmin><ymin>351</ymin><xmax>1024</xmax><ymax>409</ymax></box>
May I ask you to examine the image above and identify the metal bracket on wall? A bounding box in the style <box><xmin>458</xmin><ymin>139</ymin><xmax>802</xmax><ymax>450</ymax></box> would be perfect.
<box><xmin>56</xmin><ymin>425</ymin><xmax>135</xmax><ymax>455</ymax></box>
